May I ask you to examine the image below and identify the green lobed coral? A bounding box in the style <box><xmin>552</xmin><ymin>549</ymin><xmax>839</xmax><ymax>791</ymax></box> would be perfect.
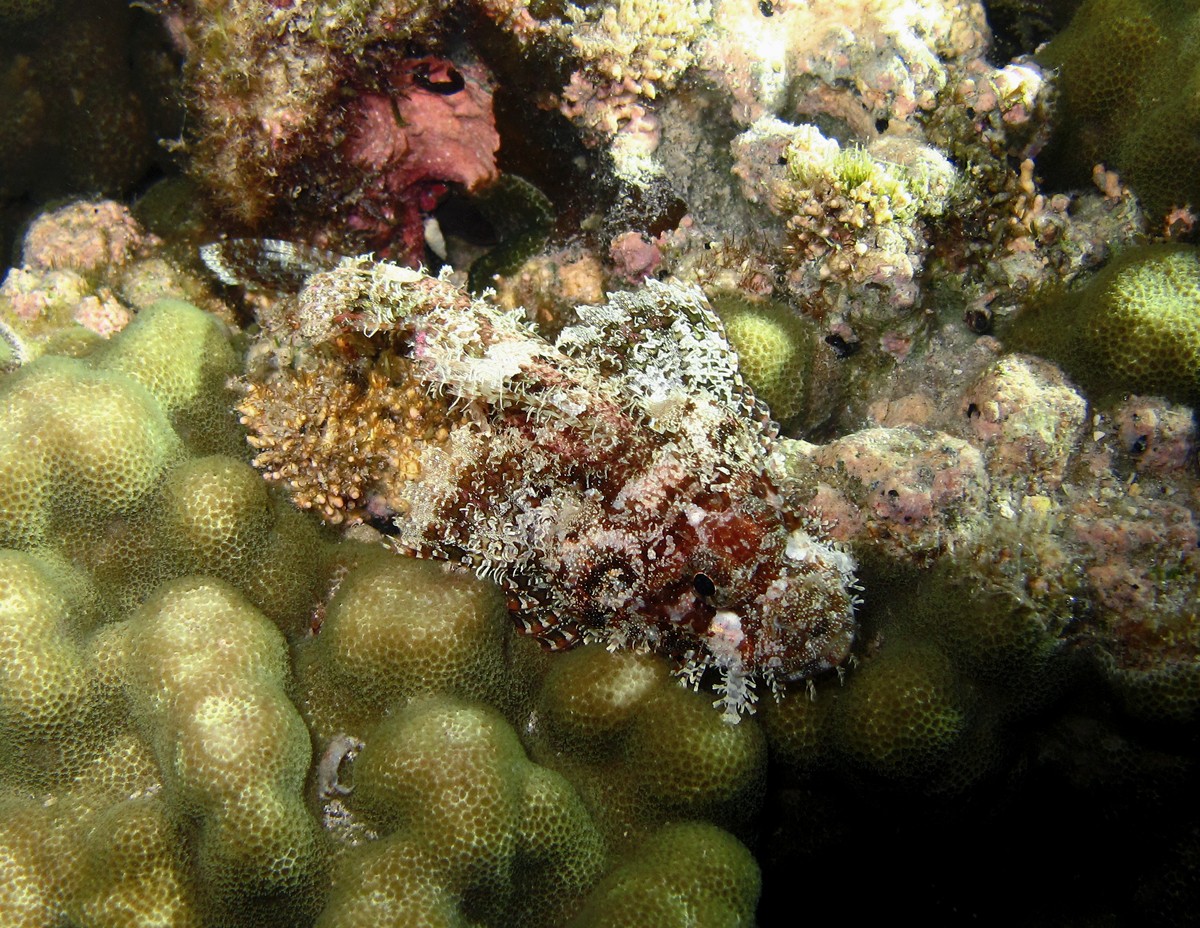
<box><xmin>711</xmin><ymin>293</ymin><xmax>818</xmax><ymax>425</ymax></box>
<box><xmin>1008</xmin><ymin>244</ymin><xmax>1200</xmax><ymax>404</ymax></box>
<box><xmin>1039</xmin><ymin>0</ymin><xmax>1200</xmax><ymax>217</ymax></box>
<box><xmin>832</xmin><ymin>638</ymin><xmax>970</xmax><ymax>782</ymax></box>
<box><xmin>320</xmin><ymin>696</ymin><xmax>606</xmax><ymax>928</ymax></box>
<box><xmin>118</xmin><ymin>578</ymin><xmax>326</xmax><ymax>922</ymax></box>
<box><xmin>0</xmin><ymin>284</ymin><xmax>768</xmax><ymax>927</ymax></box>
<box><xmin>567</xmin><ymin>821</ymin><xmax>760</xmax><ymax>928</ymax></box>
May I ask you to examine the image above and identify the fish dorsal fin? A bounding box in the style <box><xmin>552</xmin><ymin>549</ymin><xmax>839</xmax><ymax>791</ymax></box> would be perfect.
<box><xmin>556</xmin><ymin>279</ymin><xmax>778</xmax><ymax>443</ymax></box>
<box><xmin>200</xmin><ymin>239</ymin><xmax>345</xmax><ymax>292</ymax></box>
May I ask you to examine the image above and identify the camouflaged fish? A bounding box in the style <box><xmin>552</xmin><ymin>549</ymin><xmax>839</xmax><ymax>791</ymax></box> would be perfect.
<box><xmin>202</xmin><ymin>240</ymin><xmax>858</xmax><ymax>721</ymax></box>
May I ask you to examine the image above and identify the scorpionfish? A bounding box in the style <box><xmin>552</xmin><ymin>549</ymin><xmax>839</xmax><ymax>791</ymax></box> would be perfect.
<box><xmin>202</xmin><ymin>240</ymin><xmax>858</xmax><ymax>721</ymax></box>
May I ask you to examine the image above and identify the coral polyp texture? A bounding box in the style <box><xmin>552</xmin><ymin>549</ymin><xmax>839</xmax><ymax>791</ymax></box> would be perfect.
<box><xmin>1009</xmin><ymin>244</ymin><xmax>1200</xmax><ymax>405</ymax></box>
<box><xmin>710</xmin><ymin>292</ymin><xmax>819</xmax><ymax>425</ymax></box>
<box><xmin>6</xmin><ymin>0</ymin><xmax>1200</xmax><ymax>920</ymax></box>
<box><xmin>1039</xmin><ymin>0</ymin><xmax>1200</xmax><ymax>219</ymax></box>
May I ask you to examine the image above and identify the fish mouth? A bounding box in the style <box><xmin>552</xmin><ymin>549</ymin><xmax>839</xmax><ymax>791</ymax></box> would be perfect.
<box><xmin>703</xmin><ymin>609</ymin><xmax>749</xmax><ymax>670</ymax></box>
<box><xmin>708</xmin><ymin>610</ymin><xmax>747</xmax><ymax>648</ymax></box>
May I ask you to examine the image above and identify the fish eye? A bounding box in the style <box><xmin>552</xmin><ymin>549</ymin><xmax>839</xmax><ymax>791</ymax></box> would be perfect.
<box><xmin>693</xmin><ymin>572</ymin><xmax>716</xmax><ymax>597</ymax></box>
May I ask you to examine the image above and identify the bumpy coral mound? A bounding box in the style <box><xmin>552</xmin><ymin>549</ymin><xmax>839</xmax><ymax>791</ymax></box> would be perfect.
<box><xmin>906</xmin><ymin>564</ymin><xmax>1065</xmax><ymax>689</ymax></box>
<box><xmin>567</xmin><ymin>821</ymin><xmax>759</xmax><ymax>928</ymax></box>
<box><xmin>65</xmin><ymin>796</ymin><xmax>197</xmax><ymax>928</ymax></box>
<box><xmin>296</xmin><ymin>549</ymin><xmax>517</xmax><ymax>742</ymax></box>
<box><xmin>118</xmin><ymin>578</ymin><xmax>325</xmax><ymax>920</ymax></box>
<box><xmin>832</xmin><ymin>639</ymin><xmax>970</xmax><ymax>781</ymax></box>
<box><xmin>0</xmin><ymin>551</ymin><xmax>98</xmax><ymax>786</ymax></box>
<box><xmin>0</xmin><ymin>794</ymin><xmax>62</xmax><ymax>926</ymax></box>
<box><xmin>0</xmin><ymin>261</ymin><xmax>776</xmax><ymax>925</ymax></box>
<box><xmin>1105</xmin><ymin>658</ymin><xmax>1200</xmax><ymax>726</ymax></box>
<box><xmin>304</xmin><ymin>625</ymin><xmax>768</xmax><ymax>926</ymax></box>
<box><xmin>529</xmin><ymin>646</ymin><xmax>767</xmax><ymax>846</ymax></box>
<box><xmin>1009</xmin><ymin>244</ymin><xmax>1200</xmax><ymax>404</ymax></box>
<box><xmin>0</xmin><ymin>355</ymin><xmax>180</xmax><ymax>547</ymax></box>
<box><xmin>320</xmin><ymin>696</ymin><xmax>605</xmax><ymax>928</ymax></box>
<box><xmin>712</xmin><ymin>292</ymin><xmax>817</xmax><ymax>423</ymax></box>
<box><xmin>0</xmin><ymin>290</ymin><xmax>336</xmax><ymax>926</ymax></box>
<box><xmin>0</xmin><ymin>297</ymin><xmax>319</xmax><ymax>620</ymax></box>
<box><xmin>1039</xmin><ymin>0</ymin><xmax>1200</xmax><ymax>217</ymax></box>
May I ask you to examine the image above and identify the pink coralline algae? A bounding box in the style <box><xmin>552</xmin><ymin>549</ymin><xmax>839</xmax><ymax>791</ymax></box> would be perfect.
<box><xmin>0</xmin><ymin>200</ymin><xmax>229</xmax><ymax>365</ymax></box>
<box><xmin>608</xmin><ymin>230</ymin><xmax>663</xmax><ymax>282</ymax></box>
<box><xmin>19</xmin><ymin>200</ymin><xmax>155</xmax><ymax>275</ymax></box>
<box><xmin>162</xmin><ymin>1</ymin><xmax>501</xmax><ymax>265</ymax></box>
<box><xmin>800</xmin><ymin>427</ymin><xmax>990</xmax><ymax>564</ymax></box>
<box><xmin>1114</xmin><ymin>397</ymin><xmax>1196</xmax><ymax>475</ymax></box>
<box><xmin>340</xmin><ymin>57</ymin><xmax>500</xmax><ymax>262</ymax></box>
<box><xmin>203</xmin><ymin>239</ymin><xmax>859</xmax><ymax>721</ymax></box>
